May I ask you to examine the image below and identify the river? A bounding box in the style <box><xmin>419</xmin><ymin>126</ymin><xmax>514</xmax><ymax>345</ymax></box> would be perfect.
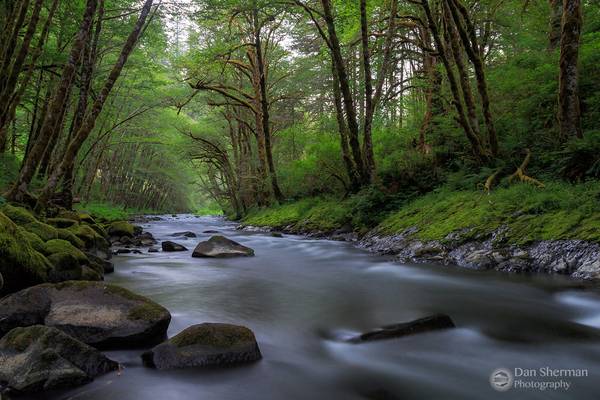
<box><xmin>43</xmin><ymin>215</ymin><xmax>600</xmax><ymax>400</ymax></box>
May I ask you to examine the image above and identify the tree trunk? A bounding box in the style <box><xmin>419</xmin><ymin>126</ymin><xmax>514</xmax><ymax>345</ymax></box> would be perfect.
<box><xmin>5</xmin><ymin>0</ymin><xmax>98</xmax><ymax>203</ymax></box>
<box><xmin>558</xmin><ymin>0</ymin><xmax>583</xmax><ymax>140</ymax></box>
<box><xmin>548</xmin><ymin>0</ymin><xmax>563</xmax><ymax>51</ymax></box>
<box><xmin>320</xmin><ymin>0</ymin><xmax>366</xmax><ymax>184</ymax></box>
<box><xmin>253</xmin><ymin>7</ymin><xmax>284</xmax><ymax>203</ymax></box>
<box><xmin>36</xmin><ymin>0</ymin><xmax>155</xmax><ymax>210</ymax></box>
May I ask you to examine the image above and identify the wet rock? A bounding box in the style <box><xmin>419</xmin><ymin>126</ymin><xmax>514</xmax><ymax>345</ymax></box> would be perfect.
<box><xmin>573</xmin><ymin>259</ymin><xmax>600</xmax><ymax>280</ymax></box>
<box><xmin>107</xmin><ymin>221</ymin><xmax>135</xmax><ymax>238</ymax></box>
<box><xmin>148</xmin><ymin>247</ymin><xmax>159</xmax><ymax>253</ymax></box>
<box><xmin>171</xmin><ymin>231</ymin><xmax>197</xmax><ymax>238</ymax></box>
<box><xmin>161</xmin><ymin>241</ymin><xmax>188</xmax><ymax>252</ymax></box>
<box><xmin>349</xmin><ymin>314</ymin><xmax>455</xmax><ymax>343</ymax></box>
<box><xmin>114</xmin><ymin>248</ymin><xmax>132</xmax><ymax>255</ymax></box>
<box><xmin>203</xmin><ymin>230</ymin><xmax>220</xmax><ymax>234</ymax></box>
<box><xmin>141</xmin><ymin>323</ymin><xmax>261</xmax><ymax>370</ymax></box>
<box><xmin>0</xmin><ymin>325</ymin><xmax>118</xmax><ymax>393</ymax></box>
<box><xmin>463</xmin><ymin>249</ymin><xmax>495</xmax><ymax>270</ymax></box>
<box><xmin>270</xmin><ymin>232</ymin><xmax>283</xmax><ymax>238</ymax></box>
<box><xmin>0</xmin><ymin>281</ymin><xmax>171</xmax><ymax>347</ymax></box>
<box><xmin>192</xmin><ymin>236</ymin><xmax>254</xmax><ymax>258</ymax></box>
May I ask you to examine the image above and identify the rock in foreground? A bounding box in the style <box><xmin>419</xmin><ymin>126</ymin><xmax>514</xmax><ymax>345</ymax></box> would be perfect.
<box><xmin>162</xmin><ymin>241</ymin><xmax>188</xmax><ymax>252</ymax></box>
<box><xmin>0</xmin><ymin>325</ymin><xmax>118</xmax><ymax>393</ymax></box>
<box><xmin>141</xmin><ymin>323</ymin><xmax>262</xmax><ymax>370</ymax></box>
<box><xmin>349</xmin><ymin>314</ymin><xmax>455</xmax><ymax>343</ymax></box>
<box><xmin>0</xmin><ymin>281</ymin><xmax>171</xmax><ymax>347</ymax></box>
<box><xmin>192</xmin><ymin>236</ymin><xmax>254</xmax><ymax>258</ymax></box>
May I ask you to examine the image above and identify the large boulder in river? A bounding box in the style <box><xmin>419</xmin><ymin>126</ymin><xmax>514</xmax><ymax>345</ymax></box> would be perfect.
<box><xmin>141</xmin><ymin>323</ymin><xmax>262</xmax><ymax>370</ymax></box>
<box><xmin>162</xmin><ymin>241</ymin><xmax>188</xmax><ymax>252</ymax></box>
<box><xmin>192</xmin><ymin>236</ymin><xmax>254</xmax><ymax>258</ymax></box>
<box><xmin>349</xmin><ymin>314</ymin><xmax>455</xmax><ymax>343</ymax></box>
<box><xmin>0</xmin><ymin>281</ymin><xmax>171</xmax><ymax>347</ymax></box>
<box><xmin>0</xmin><ymin>325</ymin><xmax>118</xmax><ymax>393</ymax></box>
<box><xmin>171</xmin><ymin>231</ymin><xmax>197</xmax><ymax>238</ymax></box>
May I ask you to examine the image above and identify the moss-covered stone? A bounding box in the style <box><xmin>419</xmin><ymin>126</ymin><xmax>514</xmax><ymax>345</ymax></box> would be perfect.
<box><xmin>57</xmin><ymin>228</ymin><xmax>86</xmax><ymax>249</ymax></box>
<box><xmin>81</xmin><ymin>266</ymin><xmax>102</xmax><ymax>281</ymax></box>
<box><xmin>19</xmin><ymin>228</ymin><xmax>46</xmax><ymax>254</ymax></box>
<box><xmin>67</xmin><ymin>224</ymin><xmax>109</xmax><ymax>255</ymax></box>
<box><xmin>0</xmin><ymin>212</ymin><xmax>53</xmax><ymax>294</ymax></box>
<box><xmin>47</xmin><ymin>217</ymin><xmax>78</xmax><ymax>228</ymax></box>
<box><xmin>0</xmin><ymin>325</ymin><xmax>119</xmax><ymax>393</ymax></box>
<box><xmin>47</xmin><ymin>253</ymin><xmax>82</xmax><ymax>281</ymax></box>
<box><xmin>107</xmin><ymin>221</ymin><xmax>135</xmax><ymax>237</ymax></box>
<box><xmin>0</xmin><ymin>204</ymin><xmax>37</xmax><ymax>225</ymax></box>
<box><xmin>44</xmin><ymin>239</ymin><xmax>88</xmax><ymax>264</ymax></box>
<box><xmin>23</xmin><ymin>220</ymin><xmax>59</xmax><ymax>241</ymax></box>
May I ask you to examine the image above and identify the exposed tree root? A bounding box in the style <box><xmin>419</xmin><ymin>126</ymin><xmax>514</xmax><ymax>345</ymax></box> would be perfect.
<box><xmin>481</xmin><ymin>149</ymin><xmax>544</xmax><ymax>192</ymax></box>
<box><xmin>507</xmin><ymin>149</ymin><xmax>545</xmax><ymax>188</ymax></box>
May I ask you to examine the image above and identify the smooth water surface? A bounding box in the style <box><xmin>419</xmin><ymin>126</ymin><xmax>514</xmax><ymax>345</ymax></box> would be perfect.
<box><xmin>40</xmin><ymin>215</ymin><xmax>600</xmax><ymax>399</ymax></box>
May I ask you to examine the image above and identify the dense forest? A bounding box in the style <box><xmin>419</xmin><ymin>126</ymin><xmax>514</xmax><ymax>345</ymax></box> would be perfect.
<box><xmin>0</xmin><ymin>0</ymin><xmax>598</xmax><ymax>220</ymax></box>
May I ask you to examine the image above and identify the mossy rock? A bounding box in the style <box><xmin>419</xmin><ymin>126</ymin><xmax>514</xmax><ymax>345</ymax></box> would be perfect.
<box><xmin>0</xmin><ymin>325</ymin><xmax>119</xmax><ymax>393</ymax></box>
<box><xmin>0</xmin><ymin>204</ymin><xmax>37</xmax><ymax>225</ymax></box>
<box><xmin>141</xmin><ymin>323</ymin><xmax>262</xmax><ymax>370</ymax></box>
<box><xmin>47</xmin><ymin>217</ymin><xmax>78</xmax><ymax>228</ymax></box>
<box><xmin>23</xmin><ymin>220</ymin><xmax>59</xmax><ymax>241</ymax></box>
<box><xmin>68</xmin><ymin>224</ymin><xmax>109</xmax><ymax>253</ymax></box>
<box><xmin>107</xmin><ymin>221</ymin><xmax>135</xmax><ymax>237</ymax></box>
<box><xmin>57</xmin><ymin>228</ymin><xmax>86</xmax><ymax>249</ymax></box>
<box><xmin>81</xmin><ymin>266</ymin><xmax>102</xmax><ymax>281</ymax></box>
<box><xmin>47</xmin><ymin>253</ymin><xmax>82</xmax><ymax>281</ymax></box>
<box><xmin>0</xmin><ymin>212</ymin><xmax>53</xmax><ymax>294</ymax></box>
<box><xmin>56</xmin><ymin>210</ymin><xmax>82</xmax><ymax>222</ymax></box>
<box><xmin>0</xmin><ymin>281</ymin><xmax>171</xmax><ymax>347</ymax></box>
<box><xmin>44</xmin><ymin>239</ymin><xmax>88</xmax><ymax>265</ymax></box>
<box><xmin>19</xmin><ymin>228</ymin><xmax>46</xmax><ymax>254</ymax></box>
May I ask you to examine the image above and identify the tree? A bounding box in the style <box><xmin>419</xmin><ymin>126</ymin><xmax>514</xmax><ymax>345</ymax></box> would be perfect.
<box><xmin>558</xmin><ymin>0</ymin><xmax>583</xmax><ymax>140</ymax></box>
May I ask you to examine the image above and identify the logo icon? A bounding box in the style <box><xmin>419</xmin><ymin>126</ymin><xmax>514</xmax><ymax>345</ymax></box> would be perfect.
<box><xmin>490</xmin><ymin>368</ymin><xmax>513</xmax><ymax>392</ymax></box>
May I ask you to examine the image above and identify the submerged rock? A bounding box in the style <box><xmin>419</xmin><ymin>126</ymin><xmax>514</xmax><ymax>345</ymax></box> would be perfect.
<box><xmin>349</xmin><ymin>314</ymin><xmax>455</xmax><ymax>343</ymax></box>
<box><xmin>0</xmin><ymin>281</ymin><xmax>171</xmax><ymax>347</ymax></box>
<box><xmin>171</xmin><ymin>231</ymin><xmax>197</xmax><ymax>238</ymax></box>
<box><xmin>141</xmin><ymin>323</ymin><xmax>262</xmax><ymax>370</ymax></box>
<box><xmin>0</xmin><ymin>325</ymin><xmax>118</xmax><ymax>393</ymax></box>
<box><xmin>192</xmin><ymin>236</ymin><xmax>254</xmax><ymax>258</ymax></box>
<box><xmin>161</xmin><ymin>241</ymin><xmax>188</xmax><ymax>252</ymax></box>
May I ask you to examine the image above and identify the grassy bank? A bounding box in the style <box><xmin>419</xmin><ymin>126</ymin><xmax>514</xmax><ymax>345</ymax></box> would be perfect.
<box><xmin>243</xmin><ymin>181</ymin><xmax>600</xmax><ymax>245</ymax></box>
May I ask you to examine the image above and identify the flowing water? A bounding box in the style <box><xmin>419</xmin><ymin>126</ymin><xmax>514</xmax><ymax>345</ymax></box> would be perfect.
<box><xmin>42</xmin><ymin>215</ymin><xmax>600</xmax><ymax>400</ymax></box>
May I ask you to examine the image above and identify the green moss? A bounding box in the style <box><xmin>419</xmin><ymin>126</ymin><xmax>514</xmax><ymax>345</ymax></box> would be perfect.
<box><xmin>0</xmin><ymin>204</ymin><xmax>37</xmax><ymax>224</ymax></box>
<box><xmin>47</xmin><ymin>253</ymin><xmax>81</xmax><ymax>272</ymax></box>
<box><xmin>128</xmin><ymin>303</ymin><xmax>167</xmax><ymax>321</ymax></box>
<box><xmin>169</xmin><ymin>324</ymin><xmax>254</xmax><ymax>348</ymax></box>
<box><xmin>0</xmin><ymin>212</ymin><xmax>53</xmax><ymax>293</ymax></box>
<box><xmin>107</xmin><ymin>221</ymin><xmax>135</xmax><ymax>237</ymax></box>
<box><xmin>18</xmin><ymin>228</ymin><xmax>45</xmax><ymax>253</ymax></box>
<box><xmin>23</xmin><ymin>220</ymin><xmax>59</xmax><ymax>241</ymax></box>
<box><xmin>377</xmin><ymin>181</ymin><xmax>600</xmax><ymax>245</ymax></box>
<box><xmin>67</xmin><ymin>224</ymin><xmax>107</xmax><ymax>250</ymax></box>
<box><xmin>46</xmin><ymin>217</ymin><xmax>78</xmax><ymax>228</ymax></box>
<box><xmin>1</xmin><ymin>325</ymin><xmax>48</xmax><ymax>352</ymax></box>
<box><xmin>57</xmin><ymin>228</ymin><xmax>86</xmax><ymax>249</ymax></box>
<box><xmin>81</xmin><ymin>266</ymin><xmax>102</xmax><ymax>281</ymax></box>
<box><xmin>44</xmin><ymin>239</ymin><xmax>88</xmax><ymax>264</ymax></box>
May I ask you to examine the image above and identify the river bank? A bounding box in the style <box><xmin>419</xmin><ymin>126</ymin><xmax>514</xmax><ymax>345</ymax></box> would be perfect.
<box><xmin>241</xmin><ymin>182</ymin><xmax>600</xmax><ymax>281</ymax></box>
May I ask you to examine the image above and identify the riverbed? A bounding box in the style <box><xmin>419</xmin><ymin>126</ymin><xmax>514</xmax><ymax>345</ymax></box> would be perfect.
<box><xmin>42</xmin><ymin>215</ymin><xmax>600</xmax><ymax>400</ymax></box>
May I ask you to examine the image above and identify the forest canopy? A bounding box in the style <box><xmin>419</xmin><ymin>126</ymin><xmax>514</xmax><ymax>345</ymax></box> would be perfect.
<box><xmin>0</xmin><ymin>0</ymin><xmax>598</xmax><ymax>222</ymax></box>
